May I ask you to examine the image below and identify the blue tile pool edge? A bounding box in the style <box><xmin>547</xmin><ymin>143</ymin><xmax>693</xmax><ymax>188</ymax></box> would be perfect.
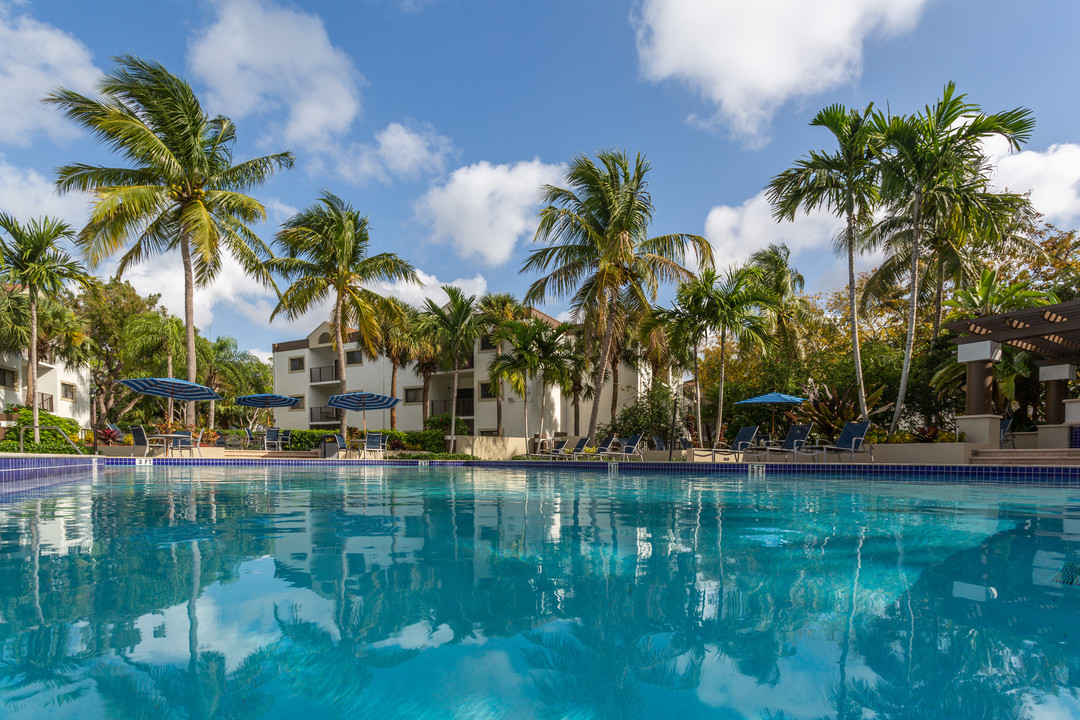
<box><xmin>4</xmin><ymin>456</ymin><xmax>1080</xmax><ymax>488</ymax></box>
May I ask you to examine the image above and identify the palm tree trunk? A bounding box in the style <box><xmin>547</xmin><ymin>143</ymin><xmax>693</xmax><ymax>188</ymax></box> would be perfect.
<box><xmin>587</xmin><ymin>295</ymin><xmax>619</xmax><ymax>442</ymax></box>
<box><xmin>714</xmin><ymin>329</ymin><xmax>727</xmax><ymax>448</ymax></box>
<box><xmin>449</xmin><ymin>365</ymin><xmax>459</xmax><ymax>453</ymax></box>
<box><xmin>609</xmin><ymin>361</ymin><xmax>620</xmax><ymax>423</ymax></box>
<box><xmin>538</xmin><ymin>376</ymin><xmax>547</xmax><ymax>439</ymax></box>
<box><xmin>422</xmin><ymin>371</ymin><xmax>431</xmax><ymax>424</ymax></box>
<box><xmin>890</xmin><ymin>190</ymin><xmax>922</xmax><ymax>435</ymax></box>
<box><xmin>28</xmin><ymin>293</ymin><xmax>39</xmax><ymax>444</ymax></box>
<box><xmin>694</xmin><ymin>343</ymin><xmax>703</xmax><ymax>446</ymax></box>
<box><xmin>166</xmin><ymin>351</ymin><xmax>174</xmax><ymax>427</ymax></box>
<box><xmin>335</xmin><ymin>295</ymin><xmax>348</xmax><ymax>436</ymax></box>
<box><xmin>188</xmin><ymin>539</ymin><xmax>201</xmax><ymax>699</ymax></box>
<box><xmin>495</xmin><ymin>344</ymin><xmax>504</xmax><ymax>436</ymax></box>
<box><xmin>180</xmin><ymin>231</ymin><xmax>197</xmax><ymax>428</ymax></box>
<box><xmin>573</xmin><ymin>388</ymin><xmax>580</xmax><ymax>436</ymax></box>
<box><xmin>846</xmin><ymin>218</ymin><xmax>869</xmax><ymax>422</ymax></box>
<box><xmin>390</xmin><ymin>361</ymin><xmax>399</xmax><ymax>430</ymax></box>
<box><xmin>931</xmin><ymin>261</ymin><xmax>945</xmax><ymax>339</ymax></box>
<box><xmin>209</xmin><ymin>399</ymin><xmax>216</xmax><ymax>431</ymax></box>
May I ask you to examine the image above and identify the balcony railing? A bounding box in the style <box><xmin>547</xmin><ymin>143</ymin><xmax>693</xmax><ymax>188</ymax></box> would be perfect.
<box><xmin>35</xmin><ymin>393</ymin><xmax>53</xmax><ymax>412</ymax></box>
<box><xmin>310</xmin><ymin>406</ymin><xmax>343</xmax><ymax>423</ymax></box>
<box><xmin>429</xmin><ymin>398</ymin><xmax>474</xmax><ymax>417</ymax></box>
<box><xmin>309</xmin><ymin>364</ymin><xmax>339</xmax><ymax>383</ymax></box>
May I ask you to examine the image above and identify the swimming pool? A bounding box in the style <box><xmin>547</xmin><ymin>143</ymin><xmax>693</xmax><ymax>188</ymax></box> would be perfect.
<box><xmin>1</xmin><ymin>465</ymin><xmax>1078</xmax><ymax>719</ymax></box>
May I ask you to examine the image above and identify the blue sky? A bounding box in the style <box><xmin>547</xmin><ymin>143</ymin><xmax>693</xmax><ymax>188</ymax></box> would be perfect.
<box><xmin>2</xmin><ymin>0</ymin><xmax>1079</xmax><ymax>360</ymax></box>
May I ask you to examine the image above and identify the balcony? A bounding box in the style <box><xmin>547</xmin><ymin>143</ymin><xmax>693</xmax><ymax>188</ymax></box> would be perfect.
<box><xmin>310</xmin><ymin>406</ymin><xmax>343</xmax><ymax>423</ymax></box>
<box><xmin>309</xmin><ymin>364</ymin><xmax>340</xmax><ymax>384</ymax></box>
<box><xmin>35</xmin><ymin>393</ymin><xmax>53</xmax><ymax>412</ymax></box>
<box><xmin>429</xmin><ymin>398</ymin><xmax>474</xmax><ymax>417</ymax></box>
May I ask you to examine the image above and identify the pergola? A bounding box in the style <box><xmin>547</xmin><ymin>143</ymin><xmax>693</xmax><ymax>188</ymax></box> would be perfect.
<box><xmin>944</xmin><ymin>300</ymin><xmax>1080</xmax><ymax>425</ymax></box>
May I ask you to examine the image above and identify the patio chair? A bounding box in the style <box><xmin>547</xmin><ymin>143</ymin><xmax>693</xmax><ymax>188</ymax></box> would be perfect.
<box><xmin>591</xmin><ymin>436</ymin><xmax>616</xmax><ymax>458</ymax></box>
<box><xmin>557</xmin><ymin>436</ymin><xmax>589</xmax><ymax>459</ymax></box>
<box><xmin>603</xmin><ymin>434</ymin><xmax>644</xmax><ymax>461</ymax></box>
<box><xmin>263</xmin><ymin>428</ymin><xmax>282</xmax><ymax>451</ymax></box>
<box><xmin>172</xmin><ymin>430</ymin><xmax>202</xmax><ymax>458</ymax></box>
<box><xmin>280</xmin><ymin>430</ymin><xmax>292</xmax><ymax>450</ymax></box>
<box><xmin>1000</xmin><ymin>417</ymin><xmax>1015</xmax><ymax>449</ymax></box>
<box><xmin>652</xmin><ymin>435</ymin><xmax>667</xmax><ymax>452</ymax></box>
<box><xmin>712</xmin><ymin>426</ymin><xmax>758</xmax><ymax>459</ymax></box>
<box><xmin>529</xmin><ymin>438</ymin><xmax>567</xmax><ymax>459</ymax></box>
<box><xmin>743</xmin><ymin>424</ymin><xmax>813</xmax><ymax>462</ymax></box>
<box><xmin>244</xmin><ymin>428</ymin><xmax>256</xmax><ymax>449</ymax></box>
<box><xmin>809</xmin><ymin>421</ymin><xmax>873</xmax><ymax>463</ymax></box>
<box><xmin>363</xmin><ymin>432</ymin><xmax>385</xmax><ymax>460</ymax></box>
<box><xmin>131</xmin><ymin>425</ymin><xmax>166</xmax><ymax>457</ymax></box>
<box><xmin>679</xmin><ymin>438</ymin><xmax>693</xmax><ymax>451</ymax></box>
<box><xmin>332</xmin><ymin>433</ymin><xmax>350</xmax><ymax>459</ymax></box>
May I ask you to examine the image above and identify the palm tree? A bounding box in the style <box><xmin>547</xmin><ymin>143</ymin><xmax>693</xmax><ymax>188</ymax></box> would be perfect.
<box><xmin>523</xmin><ymin>149</ymin><xmax>714</xmax><ymax>442</ymax></box>
<box><xmin>269</xmin><ymin>191</ymin><xmax>418</xmax><ymax>435</ymax></box>
<box><xmin>0</xmin><ymin>215</ymin><xmax>92</xmax><ymax>441</ymax></box>
<box><xmin>766</xmin><ymin>103</ymin><xmax>879</xmax><ymax>420</ymax></box>
<box><xmin>695</xmin><ymin>267</ymin><xmax>776</xmax><ymax>445</ymax></box>
<box><xmin>123</xmin><ymin>310</ymin><xmax>187</xmax><ymax>426</ymax></box>
<box><xmin>532</xmin><ymin>320</ymin><xmax>577</xmax><ymax>438</ymax></box>
<box><xmin>374</xmin><ymin>296</ymin><xmax>416</xmax><ymax>430</ymax></box>
<box><xmin>411</xmin><ymin>321</ymin><xmax>444</xmax><ymax>426</ymax></box>
<box><xmin>478</xmin><ymin>292</ymin><xmax>526</xmax><ymax>436</ymax></box>
<box><xmin>872</xmin><ymin>83</ymin><xmax>1034</xmax><ymax>433</ymax></box>
<box><xmin>747</xmin><ymin>243</ymin><xmax>817</xmax><ymax>358</ymax></box>
<box><xmin>47</xmin><ymin>55</ymin><xmax>294</xmax><ymax>426</ymax></box>
<box><xmin>199</xmin><ymin>335</ymin><xmax>246</xmax><ymax>430</ymax></box>
<box><xmin>423</xmin><ymin>286</ymin><xmax>483</xmax><ymax>452</ymax></box>
<box><xmin>488</xmin><ymin>320</ymin><xmax>541</xmax><ymax>441</ymax></box>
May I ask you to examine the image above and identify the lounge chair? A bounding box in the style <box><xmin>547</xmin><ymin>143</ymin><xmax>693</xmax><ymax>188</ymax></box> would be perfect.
<box><xmin>263</xmin><ymin>428</ymin><xmax>282</xmax><ymax>451</ymax></box>
<box><xmin>652</xmin><ymin>435</ymin><xmax>667</xmax><ymax>452</ymax></box>
<box><xmin>808</xmin><ymin>421</ymin><xmax>873</xmax><ymax>463</ymax></box>
<box><xmin>280</xmin><ymin>430</ymin><xmax>292</xmax><ymax>450</ymax></box>
<box><xmin>556</xmin><ymin>436</ymin><xmax>589</xmax><ymax>459</ymax></box>
<box><xmin>743</xmin><ymin>424</ymin><xmax>813</xmax><ymax>462</ymax></box>
<box><xmin>603</xmin><ymin>434</ymin><xmax>644</xmax><ymax>461</ymax></box>
<box><xmin>530</xmin><ymin>437</ymin><xmax>567</xmax><ymax>459</ymax></box>
<box><xmin>1000</xmin><ymin>417</ymin><xmax>1015</xmax><ymax>449</ymax></box>
<box><xmin>712</xmin><ymin>426</ymin><xmax>758</xmax><ymax>459</ymax></box>
<box><xmin>363</xmin><ymin>432</ymin><xmax>385</xmax><ymax>460</ymax></box>
<box><xmin>679</xmin><ymin>438</ymin><xmax>693</xmax><ymax>451</ymax></box>
<box><xmin>131</xmin><ymin>425</ymin><xmax>166</xmax><ymax>457</ymax></box>
<box><xmin>591</xmin><ymin>436</ymin><xmax>615</xmax><ymax>458</ymax></box>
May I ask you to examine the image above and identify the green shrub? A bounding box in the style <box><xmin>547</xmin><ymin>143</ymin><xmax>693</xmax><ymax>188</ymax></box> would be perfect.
<box><xmin>1</xmin><ymin>405</ymin><xmax>86</xmax><ymax>453</ymax></box>
<box><xmin>405</xmin><ymin>429</ymin><xmax>446</xmax><ymax>452</ymax></box>
<box><xmin>424</xmin><ymin>413</ymin><xmax>469</xmax><ymax>435</ymax></box>
<box><xmin>391</xmin><ymin>452</ymin><xmax>478</xmax><ymax>460</ymax></box>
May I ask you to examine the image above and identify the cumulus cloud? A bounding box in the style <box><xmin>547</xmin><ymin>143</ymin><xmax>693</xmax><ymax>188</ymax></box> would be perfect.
<box><xmin>365</xmin><ymin>269</ymin><xmax>488</xmax><ymax>308</ymax></box>
<box><xmin>188</xmin><ymin>0</ymin><xmax>362</xmax><ymax>150</ymax></box>
<box><xmin>0</xmin><ymin>157</ymin><xmax>90</xmax><ymax>226</ymax></box>
<box><xmin>704</xmin><ymin>190</ymin><xmax>843</xmax><ymax>266</ymax></box>
<box><xmin>0</xmin><ymin>5</ymin><xmax>100</xmax><ymax>145</ymax></box>
<box><xmin>337</xmin><ymin>122</ymin><xmax>454</xmax><ymax>184</ymax></box>
<box><xmin>634</xmin><ymin>0</ymin><xmax>931</xmax><ymax>143</ymax></box>
<box><xmin>416</xmin><ymin>159</ymin><xmax>564</xmax><ymax>266</ymax></box>
<box><xmin>986</xmin><ymin>137</ymin><xmax>1080</xmax><ymax>225</ymax></box>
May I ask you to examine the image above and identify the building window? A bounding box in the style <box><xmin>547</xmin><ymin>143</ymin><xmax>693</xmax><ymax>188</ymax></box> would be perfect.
<box><xmin>0</xmin><ymin>367</ymin><xmax>15</xmax><ymax>388</ymax></box>
<box><xmin>61</xmin><ymin>383</ymin><xmax>76</xmax><ymax>402</ymax></box>
<box><xmin>289</xmin><ymin>356</ymin><xmax>304</xmax><ymax>372</ymax></box>
<box><xmin>479</xmin><ymin>429</ymin><xmax>498</xmax><ymax>437</ymax></box>
<box><xmin>479</xmin><ymin>334</ymin><xmax>495</xmax><ymax>351</ymax></box>
<box><xmin>318</xmin><ymin>332</ymin><xmax>332</xmax><ymax>345</ymax></box>
<box><xmin>345</xmin><ymin>350</ymin><xmax>364</xmax><ymax>365</ymax></box>
<box><xmin>404</xmin><ymin>387</ymin><xmax>422</xmax><ymax>404</ymax></box>
<box><xmin>479</xmin><ymin>382</ymin><xmax>498</xmax><ymax>400</ymax></box>
<box><xmin>289</xmin><ymin>395</ymin><xmax>305</xmax><ymax>411</ymax></box>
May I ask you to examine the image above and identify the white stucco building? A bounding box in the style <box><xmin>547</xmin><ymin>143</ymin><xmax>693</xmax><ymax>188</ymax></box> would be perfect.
<box><xmin>0</xmin><ymin>350</ymin><xmax>91</xmax><ymax>428</ymax></box>
<box><xmin>270</xmin><ymin>317</ymin><xmax>645</xmax><ymax>437</ymax></box>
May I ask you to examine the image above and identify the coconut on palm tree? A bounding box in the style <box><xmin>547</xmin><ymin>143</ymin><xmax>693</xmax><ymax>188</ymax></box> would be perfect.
<box><xmin>523</xmin><ymin>149</ymin><xmax>714</xmax><ymax>442</ymax></box>
<box><xmin>424</xmin><ymin>286</ymin><xmax>483</xmax><ymax>452</ymax></box>
<box><xmin>269</xmin><ymin>191</ymin><xmax>418</xmax><ymax>435</ymax></box>
<box><xmin>47</xmin><ymin>55</ymin><xmax>294</xmax><ymax>426</ymax></box>
<box><xmin>0</xmin><ymin>215</ymin><xmax>93</xmax><ymax>442</ymax></box>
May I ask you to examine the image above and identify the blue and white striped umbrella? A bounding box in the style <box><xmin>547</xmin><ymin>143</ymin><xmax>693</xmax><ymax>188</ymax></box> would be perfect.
<box><xmin>119</xmin><ymin>378</ymin><xmax>222</xmax><ymax>401</ymax></box>
<box><xmin>327</xmin><ymin>391</ymin><xmax>400</xmax><ymax>431</ymax></box>
<box><xmin>235</xmin><ymin>394</ymin><xmax>301</xmax><ymax>408</ymax></box>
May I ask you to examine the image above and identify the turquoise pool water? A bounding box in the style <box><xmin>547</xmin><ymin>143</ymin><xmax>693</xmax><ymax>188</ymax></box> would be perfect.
<box><xmin>1</xmin><ymin>466</ymin><xmax>1079</xmax><ymax>719</ymax></box>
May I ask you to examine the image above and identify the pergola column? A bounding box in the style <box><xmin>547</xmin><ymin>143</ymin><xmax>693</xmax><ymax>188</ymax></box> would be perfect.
<box><xmin>958</xmin><ymin>341</ymin><xmax>1001</xmax><ymax>416</ymax></box>
<box><xmin>1039</xmin><ymin>364</ymin><xmax>1074</xmax><ymax>425</ymax></box>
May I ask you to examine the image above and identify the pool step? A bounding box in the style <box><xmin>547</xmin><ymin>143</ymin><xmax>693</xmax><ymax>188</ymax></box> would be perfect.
<box><xmin>969</xmin><ymin>448</ymin><xmax>1080</xmax><ymax>466</ymax></box>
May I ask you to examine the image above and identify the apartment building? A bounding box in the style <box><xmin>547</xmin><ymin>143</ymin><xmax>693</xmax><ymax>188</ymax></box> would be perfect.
<box><xmin>270</xmin><ymin>317</ymin><xmax>645</xmax><ymax>437</ymax></box>
<box><xmin>0</xmin><ymin>350</ymin><xmax>91</xmax><ymax>428</ymax></box>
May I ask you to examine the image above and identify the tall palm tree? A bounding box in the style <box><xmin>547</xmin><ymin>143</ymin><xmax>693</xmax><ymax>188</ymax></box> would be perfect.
<box><xmin>411</xmin><ymin>321</ymin><xmax>444</xmax><ymax>426</ymax></box>
<box><xmin>269</xmin><ymin>191</ymin><xmax>418</xmax><ymax>435</ymax></box>
<box><xmin>523</xmin><ymin>149</ymin><xmax>714</xmax><ymax>442</ymax></box>
<box><xmin>374</xmin><ymin>296</ymin><xmax>416</xmax><ymax>430</ymax></box>
<box><xmin>532</xmin><ymin>320</ymin><xmax>577</xmax><ymax>438</ymax></box>
<box><xmin>695</xmin><ymin>267</ymin><xmax>776</xmax><ymax>445</ymax></box>
<box><xmin>0</xmin><ymin>215</ymin><xmax>92</xmax><ymax>441</ymax></box>
<box><xmin>423</xmin><ymin>286</ymin><xmax>483</xmax><ymax>452</ymax></box>
<box><xmin>747</xmin><ymin>243</ymin><xmax>818</xmax><ymax>359</ymax></box>
<box><xmin>488</xmin><ymin>319</ymin><xmax>541</xmax><ymax>441</ymax></box>
<box><xmin>766</xmin><ymin>103</ymin><xmax>879</xmax><ymax>420</ymax></box>
<box><xmin>478</xmin><ymin>292</ymin><xmax>526</xmax><ymax>437</ymax></box>
<box><xmin>199</xmin><ymin>335</ymin><xmax>246</xmax><ymax>430</ymax></box>
<box><xmin>872</xmin><ymin>83</ymin><xmax>1034</xmax><ymax>433</ymax></box>
<box><xmin>123</xmin><ymin>310</ymin><xmax>187</xmax><ymax>425</ymax></box>
<box><xmin>47</xmin><ymin>55</ymin><xmax>294</xmax><ymax>426</ymax></box>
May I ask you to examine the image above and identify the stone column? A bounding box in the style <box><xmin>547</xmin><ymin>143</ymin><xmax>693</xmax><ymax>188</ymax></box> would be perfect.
<box><xmin>1038</xmin><ymin>364</ymin><xmax>1074</xmax><ymax>425</ymax></box>
<box><xmin>957</xmin><ymin>341</ymin><xmax>1002</xmax><ymax>416</ymax></box>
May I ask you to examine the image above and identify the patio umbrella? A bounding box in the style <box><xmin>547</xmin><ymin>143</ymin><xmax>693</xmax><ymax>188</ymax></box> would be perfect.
<box><xmin>235</xmin><ymin>394</ymin><xmax>301</xmax><ymax>408</ymax></box>
<box><xmin>734</xmin><ymin>392</ymin><xmax>804</xmax><ymax>437</ymax></box>
<box><xmin>327</xmin><ymin>391</ymin><xmax>400</xmax><ymax>433</ymax></box>
<box><xmin>119</xmin><ymin>378</ymin><xmax>222</xmax><ymax>402</ymax></box>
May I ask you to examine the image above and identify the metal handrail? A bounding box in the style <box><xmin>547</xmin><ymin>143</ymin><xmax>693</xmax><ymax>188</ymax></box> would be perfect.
<box><xmin>19</xmin><ymin>425</ymin><xmax>85</xmax><ymax>455</ymax></box>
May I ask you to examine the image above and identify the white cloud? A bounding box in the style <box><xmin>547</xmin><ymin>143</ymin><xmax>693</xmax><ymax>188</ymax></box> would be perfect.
<box><xmin>337</xmin><ymin>121</ymin><xmax>454</xmax><ymax>184</ymax></box>
<box><xmin>247</xmin><ymin>348</ymin><xmax>272</xmax><ymax>364</ymax></box>
<box><xmin>0</xmin><ymin>5</ymin><xmax>100</xmax><ymax>145</ymax></box>
<box><xmin>704</xmin><ymin>190</ymin><xmax>843</xmax><ymax>266</ymax></box>
<box><xmin>365</xmin><ymin>269</ymin><xmax>488</xmax><ymax>308</ymax></box>
<box><xmin>188</xmin><ymin>0</ymin><xmax>362</xmax><ymax>150</ymax></box>
<box><xmin>0</xmin><ymin>157</ymin><xmax>90</xmax><ymax>226</ymax></box>
<box><xmin>634</xmin><ymin>0</ymin><xmax>931</xmax><ymax>143</ymax></box>
<box><xmin>264</xmin><ymin>197</ymin><xmax>297</xmax><ymax>225</ymax></box>
<box><xmin>416</xmin><ymin>159</ymin><xmax>564</xmax><ymax>266</ymax></box>
<box><xmin>986</xmin><ymin>137</ymin><xmax>1080</xmax><ymax>225</ymax></box>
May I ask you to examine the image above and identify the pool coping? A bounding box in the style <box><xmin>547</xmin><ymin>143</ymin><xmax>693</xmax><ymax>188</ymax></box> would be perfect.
<box><xmin>4</xmin><ymin>455</ymin><xmax>1080</xmax><ymax>488</ymax></box>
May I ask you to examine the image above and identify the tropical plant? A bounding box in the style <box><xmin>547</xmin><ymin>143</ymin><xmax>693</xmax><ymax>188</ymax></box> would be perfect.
<box><xmin>488</xmin><ymin>319</ymin><xmax>541</xmax><ymax>439</ymax></box>
<box><xmin>0</xmin><ymin>215</ymin><xmax>93</xmax><ymax>441</ymax></box>
<box><xmin>423</xmin><ymin>286</ymin><xmax>483</xmax><ymax>452</ymax></box>
<box><xmin>787</xmin><ymin>381</ymin><xmax>893</xmax><ymax>443</ymax></box>
<box><xmin>478</xmin><ymin>292</ymin><xmax>526</xmax><ymax>436</ymax></box>
<box><xmin>374</xmin><ymin>296</ymin><xmax>417</xmax><ymax>430</ymax></box>
<box><xmin>122</xmin><ymin>310</ymin><xmax>188</xmax><ymax>426</ymax></box>
<box><xmin>198</xmin><ymin>335</ymin><xmax>247</xmax><ymax>429</ymax></box>
<box><xmin>747</xmin><ymin>243</ymin><xmax>818</xmax><ymax>358</ymax></box>
<box><xmin>522</xmin><ymin>148</ymin><xmax>714</xmax><ymax>442</ymax></box>
<box><xmin>269</xmin><ymin>191</ymin><xmax>418</xmax><ymax>434</ymax></box>
<box><xmin>871</xmin><ymin>82</ymin><xmax>1034</xmax><ymax>433</ymax></box>
<box><xmin>410</xmin><ymin>321</ymin><xmax>444</xmax><ymax>425</ymax></box>
<box><xmin>47</xmin><ymin>55</ymin><xmax>294</xmax><ymax>426</ymax></box>
<box><xmin>943</xmin><ymin>267</ymin><xmax>1056</xmax><ymax>320</ymax></box>
<box><xmin>531</xmin><ymin>320</ymin><xmax>577</xmax><ymax>438</ymax></box>
<box><xmin>767</xmin><ymin>103</ymin><xmax>879</xmax><ymax>420</ymax></box>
